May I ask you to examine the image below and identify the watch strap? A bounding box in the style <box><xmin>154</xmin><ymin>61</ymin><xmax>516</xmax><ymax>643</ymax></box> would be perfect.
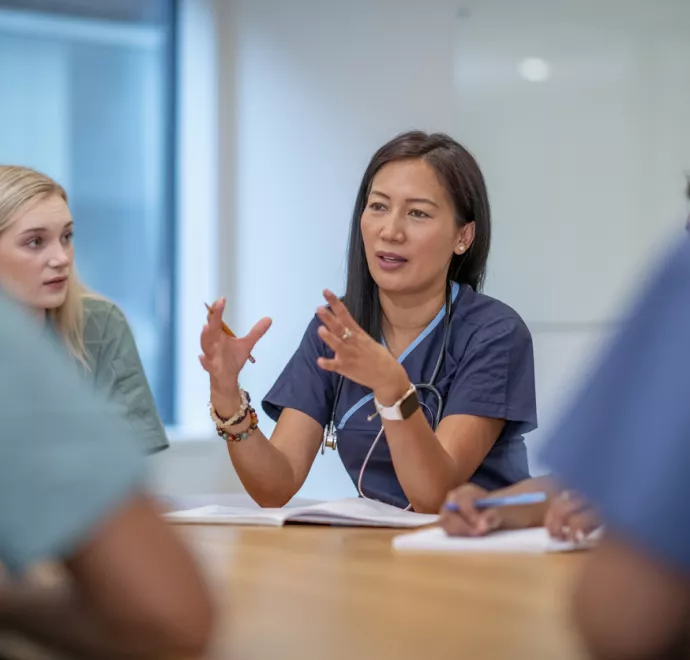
<box><xmin>374</xmin><ymin>383</ymin><xmax>419</xmax><ymax>421</ymax></box>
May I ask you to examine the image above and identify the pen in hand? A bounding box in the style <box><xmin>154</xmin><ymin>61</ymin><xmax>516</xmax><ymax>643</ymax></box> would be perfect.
<box><xmin>444</xmin><ymin>492</ymin><xmax>547</xmax><ymax>512</ymax></box>
<box><xmin>205</xmin><ymin>302</ymin><xmax>256</xmax><ymax>364</ymax></box>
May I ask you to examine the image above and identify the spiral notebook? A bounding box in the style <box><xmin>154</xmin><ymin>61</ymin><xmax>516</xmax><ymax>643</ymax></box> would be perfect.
<box><xmin>164</xmin><ymin>496</ymin><xmax>439</xmax><ymax>528</ymax></box>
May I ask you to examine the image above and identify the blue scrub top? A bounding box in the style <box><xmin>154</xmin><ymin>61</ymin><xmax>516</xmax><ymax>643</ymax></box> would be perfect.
<box><xmin>542</xmin><ymin>237</ymin><xmax>690</xmax><ymax>573</ymax></box>
<box><xmin>263</xmin><ymin>281</ymin><xmax>537</xmax><ymax>508</ymax></box>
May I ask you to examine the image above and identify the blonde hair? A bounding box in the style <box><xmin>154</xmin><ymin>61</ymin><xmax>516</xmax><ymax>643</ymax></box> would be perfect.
<box><xmin>0</xmin><ymin>165</ymin><xmax>94</xmax><ymax>368</ymax></box>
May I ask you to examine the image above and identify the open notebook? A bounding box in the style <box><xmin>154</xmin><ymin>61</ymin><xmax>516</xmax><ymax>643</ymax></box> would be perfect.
<box><xmin>164</xmin><ymin>496</ymin><xmax>439</xmax><ymax>529</ymax></box>
<box><xmin>393</xmin><ymin>526</ymin><xmax>602</xmax><ymax>554</ymax></box>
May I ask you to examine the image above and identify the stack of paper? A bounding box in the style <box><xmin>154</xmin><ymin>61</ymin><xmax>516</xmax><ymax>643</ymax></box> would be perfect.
<box><xmin>392</xmin><ymin>526</ymin><xmax>601</xmax><ymax>554</ymax></box>
<box><xmin>165</xmin><ymin>496</ymin><xmax>439</xmax><ymax>528</ymax></box>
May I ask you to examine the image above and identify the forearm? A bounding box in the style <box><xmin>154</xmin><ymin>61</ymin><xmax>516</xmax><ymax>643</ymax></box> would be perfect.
<box><xmin>226</xmin><ymin>430</ymin><xmax>300</xmax><ymax>507</ymax></box>
<box><xmin>370</xmin><ymin>371</ymin><xmax>461</xmax><ymax>512</ymax></box>
<box><xmin>383</xmin><ymin>412</ymin><xmax>460</xmax><ymax>513</ymax></box>
<box><xmin>213</xmin><ymin>388</ymin><xmax>298</xmax><ymax>507</ymax></box>
<box><xmin>0</xmin><ymin>585</ymin><xmax>190</xmax><ymax>660</ymax></box>
<box><xmin>380</xmin><ymin>401</ymin><xmax>558</xmax><ymax>517</ymax></box>
<box><xmin>1</xmin><ymin>495</ymin><xmax>214</xmax><ymax>658</ymax></box>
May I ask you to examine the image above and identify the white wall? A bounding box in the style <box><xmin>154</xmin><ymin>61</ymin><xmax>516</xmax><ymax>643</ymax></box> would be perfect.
<box><xmin>451</xmin><ymin>0</ymin><xmax>690</xmax><ymax>468</ymax></box>
<box><xmin>155</xmin><ymin>0</ymin><xmax>690</xmax><ymax>497</ymax></box>
<box><xmin>225</xmin><ymin>0</ymin><xmax>462</xmax><ymax>498</ymax></box>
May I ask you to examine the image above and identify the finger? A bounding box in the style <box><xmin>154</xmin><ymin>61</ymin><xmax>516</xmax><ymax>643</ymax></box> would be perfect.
<box><xmin>317</xmin><ymin>325</ymin><xmax>342</xmax><ymax>353</ymax></box>
<box><xmin>206</xmin><ymin>298</ymin><xmax>225</xmax><ymax>331</ymax></box>
<box><xmin>546</xmin><ymin>496</ymin><xmax>586</xmax><ymax>540</ymax></box>
<box><xmin>198</xmin><ymin>354</ymin><xmax>212</xmax><ymax>373</ymax></box>
<box><xmin>439</xmin><ymin>510</ymin><xmax>476</xmax><ymax>537</ymax></box>
<box><xmin>211</xmin><ymin>297</ymin><xmax>226</xmax><ymax>317</ymax></box>
<box><xmin>200</xmin><ymin>323</ymin><xmax>221</xmax><ymax>354</ymax></box>
<box><xmin>323</xmin><ymin>289</ymin><xmax>357</xmax><ymax>329</ymax></box>
<box><xmin>243</xmin><ymin>317</ymin><xmax>272</xmax><ymax>350</ymax></box>
<box><xmin>316</xmin><ymin>305</ymin><xmax>344</xmax><ymax>337</ymax></box>
<box><xmin>565</xmin><ymin>510</ymin><xmax>600</xmax><ymax>543</ymax></box>
<box><xmin>545</xmin><ymin>503</ymin><xmax>566</xmax><ymax>540</ymax></box>
<box><xmin>446</xmin><ymin>490</ymin><xmax>481</xmax><ymax>527</ymax></box>
<box><xmin>316</xmin><ymin>356</ymin><xmax>340</xmax><ymax>373</ymax></box>
<box><xmin>476</xmin><ymin>510</ymin><xmax>502</xmax><ymax>535</ymax></box>
<box><xmin>199</xmin><ymin>354</ymin><xmax>222</xmax><ymax>377</ymax></box>
<box><xmin>566</xmin><ymin>520</ymin><xmax>586</xmax><ymax>544</ymax></box>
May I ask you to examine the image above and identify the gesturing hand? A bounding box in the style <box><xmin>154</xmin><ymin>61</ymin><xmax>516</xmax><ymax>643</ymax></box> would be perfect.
<box><xmin>199</xmin><ymin>297</ymin><xmax>272</xmax><ymax>399</ymax></box>
<box><xmin>315</xmin><ymin>290</ymin><xmax>408</xmax><ymax>403</ymax></box>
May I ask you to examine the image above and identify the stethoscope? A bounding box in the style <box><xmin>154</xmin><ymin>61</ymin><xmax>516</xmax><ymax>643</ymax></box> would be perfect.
<box><xmin>321</xmin><ymin>287</ymin><xmax>453</xmax><ymax>509</ymax></box>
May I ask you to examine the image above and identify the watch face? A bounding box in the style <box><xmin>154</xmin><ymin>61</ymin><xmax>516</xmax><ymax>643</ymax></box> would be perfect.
<box><xmin>400</xmin><ymin>389</ymin><xmax>420</xmax><ymax>420</ymax></box>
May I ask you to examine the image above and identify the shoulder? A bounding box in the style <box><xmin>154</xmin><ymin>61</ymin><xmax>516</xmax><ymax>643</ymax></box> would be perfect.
<box><xmin>82</xmin><ymin>296</ymin><xmax>123</xmax><ymax>320</ymax></box>
<box><xmin>300</xmin><ymin>313</ymin><xmax>327</xmax><ymax>346</ymax></box>
<box><xmin>82</xmin><ymin>297</ymin><xmax>131</xmax><ymax>339</ymax></box>
<box><xmin>453</xmin><ymin>286</ymin><xmax>532</xmax><ymax>343</ymax></box>
<box><xmin>81</xmin><ymin>297</ymin><xmax>138</xmax><ymax>372</ymax></box>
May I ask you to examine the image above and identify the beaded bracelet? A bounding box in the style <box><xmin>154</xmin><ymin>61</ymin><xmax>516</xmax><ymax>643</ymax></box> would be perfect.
<box><xmin>208</xmin><ymin>389</ymin><xmax>259</xmax><ymax>442</ymax></box>
<box><xmin>216</xmin><ymin>405</ymin><xmax>259</xmax><ymax>442</ymax></box>
<box><xmin>209</xmin><ymin>389</ymin><xmax>251</xmax><ymax>429</ymax></box>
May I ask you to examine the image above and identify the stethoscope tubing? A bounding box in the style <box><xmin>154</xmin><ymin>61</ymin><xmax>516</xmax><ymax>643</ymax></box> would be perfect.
<box><xmin>322</xmin><ymin>287</ymin><xmax>454</xmax><ymax>509</ymax></box>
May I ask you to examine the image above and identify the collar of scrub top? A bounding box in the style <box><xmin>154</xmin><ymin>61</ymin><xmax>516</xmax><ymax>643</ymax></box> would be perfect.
<box><xmin>335</xmin><ymin>280</ymin><xmax>461</xmax><ymax>431</ymax></box>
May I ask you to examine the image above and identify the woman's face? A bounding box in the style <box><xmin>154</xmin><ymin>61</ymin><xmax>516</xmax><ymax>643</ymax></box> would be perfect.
<box><xmin>0</xmin><ymin>194</ymin><xmax>74</xmax><ymax>313</ymax></box>
<box><xmin>361</xmin><ymin>158</ymin><xmax>474</xmax><ymax>296</ymax></box>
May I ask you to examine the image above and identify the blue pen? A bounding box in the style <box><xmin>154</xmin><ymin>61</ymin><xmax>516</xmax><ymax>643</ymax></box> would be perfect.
<box><xmin>444</xmin><ymin>491</ymin><xmax>547</xmax><ymax>512</ymax></box>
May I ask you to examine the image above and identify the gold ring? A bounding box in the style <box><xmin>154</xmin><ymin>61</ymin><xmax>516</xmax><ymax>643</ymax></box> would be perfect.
<box><xmin>341</xmin><ymin>327</ymin><xmax>352</xmax><ymax>341</ymax></box>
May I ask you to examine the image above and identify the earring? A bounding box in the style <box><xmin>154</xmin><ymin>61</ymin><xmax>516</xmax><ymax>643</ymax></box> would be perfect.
<box><xmin>457</xmin><ymin>244</ymin><xmax>465</xmax><ymax>253</ymax></box>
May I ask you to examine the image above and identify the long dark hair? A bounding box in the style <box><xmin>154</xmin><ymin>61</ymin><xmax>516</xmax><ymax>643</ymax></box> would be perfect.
<box><xmin>343</xmin><ymin>131</ymin><xmax>491</xmax><ymax>339</ymax></box>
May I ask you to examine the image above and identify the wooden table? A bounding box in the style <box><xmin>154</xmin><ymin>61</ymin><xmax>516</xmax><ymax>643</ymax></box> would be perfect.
<box><xmin>179</xmin><ymin>524</ymin><xmax>588</xmax><ymax>660</ymax></box>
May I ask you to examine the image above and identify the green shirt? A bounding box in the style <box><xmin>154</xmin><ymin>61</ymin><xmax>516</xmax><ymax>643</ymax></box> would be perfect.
<box><xmin>82</xmin><ymin>298</ymin><xmax>169</xmax><ymax>454</ymax></box>
<box><xmin>0</xmin><ymin>294</ymin><xmax>145</xmax><ymax>573</ymax></box>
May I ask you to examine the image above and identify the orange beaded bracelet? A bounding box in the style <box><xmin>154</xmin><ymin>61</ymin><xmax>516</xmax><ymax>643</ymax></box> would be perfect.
<box><xmin>216</xmin><ymin>405</ymin><xmax>259</xmax><ymax>442</ymax></box>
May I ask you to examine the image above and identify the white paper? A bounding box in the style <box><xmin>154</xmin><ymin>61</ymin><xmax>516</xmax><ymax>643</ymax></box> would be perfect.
<box><xmin>164</xmin><ymin>496</ymin><xmax>439</xmax><ymax>528</ymax></box>
<box><xmin>158</xmin><ymin>493</ymin><xmax>320</xmax><ymax>511</ymax></box>
<box><xmin>392</xmin><ymin>526</ymin><xmax>601</xmax><ymax>553</ymax></box>
<box><xmin>165</xmin><ymin>504</ymin><xmax>291</xmax><ymax>526</ymax></box>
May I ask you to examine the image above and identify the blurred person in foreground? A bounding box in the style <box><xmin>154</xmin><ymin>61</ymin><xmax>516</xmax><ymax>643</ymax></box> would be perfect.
<box><xmin>0</xmin><ymin>293</ymin><xmax>214</xmax><ymax>658</ymax></box>
<box><xmin>540</xmin><ymin>230</ymin><xmax>690</xmax><ymax>658</ymax></box>
<box><xmin>442</xmin><ymin>182</ymin><xmax>690</xmax><ymax>657</ymax></box>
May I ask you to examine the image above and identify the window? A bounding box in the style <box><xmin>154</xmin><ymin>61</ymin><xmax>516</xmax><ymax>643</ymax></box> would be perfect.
<box><xmin>0</xmin><ymin>0</ymin><xmax>177</xmax><ymax>423</ymax></box>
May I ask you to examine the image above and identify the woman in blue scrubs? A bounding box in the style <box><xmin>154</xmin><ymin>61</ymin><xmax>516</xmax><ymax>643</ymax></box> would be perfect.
<box><xmin>200</xmin><ymin>131</ymin><xmax>537</xmax><ymax>513</ymax></box>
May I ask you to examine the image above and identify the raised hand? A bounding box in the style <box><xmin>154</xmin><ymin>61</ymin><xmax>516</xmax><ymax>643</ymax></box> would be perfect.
<box><xmin>199</xmin><ymin>298</ymin><xmax>272</xmax><ymax>408</ymax></box>
<box><xmin>315</xmin><ymin>289</ymin><xmax>407</xmax><ymax>402</ymax></box>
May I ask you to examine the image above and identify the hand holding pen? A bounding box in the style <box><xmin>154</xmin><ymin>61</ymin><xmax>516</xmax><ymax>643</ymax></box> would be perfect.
<box><xmin>204</xmin><ymin>302</ymin><xmax>257</xmax><ymax>364</ymax></box>
<box><xmin>199</xmin><ymin>298</ymin><xmax>272</xmax><ymax>415</ymax></box>
<box><xmin>439</xmin><ymin>483</ymin><xmax>548</xmax><ymax>537</ymax></box>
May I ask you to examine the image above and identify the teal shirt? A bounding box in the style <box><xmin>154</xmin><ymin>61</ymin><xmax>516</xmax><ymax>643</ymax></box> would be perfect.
<box><xmin>81</xmin><ymin>298</ymin><xmax>169</xmax><ymax>454</ymax></box>
<box><xmin>0</xmin><ymin>294</ymin><xmax>145</xmax><ymax>573</ymax></box>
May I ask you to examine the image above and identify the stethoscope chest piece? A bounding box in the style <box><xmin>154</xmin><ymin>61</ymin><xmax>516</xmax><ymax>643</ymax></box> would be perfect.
<box><xmin>322</xmin><ymin>421</ymin><xmax>338</xmax><ymax>453</ymax></box>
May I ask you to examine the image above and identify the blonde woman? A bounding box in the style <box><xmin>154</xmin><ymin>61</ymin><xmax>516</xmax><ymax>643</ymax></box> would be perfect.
<box><xmin>0</xmin><ymin>165</ymin><xmax>168</xmax><ymax>453</ymax></box>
